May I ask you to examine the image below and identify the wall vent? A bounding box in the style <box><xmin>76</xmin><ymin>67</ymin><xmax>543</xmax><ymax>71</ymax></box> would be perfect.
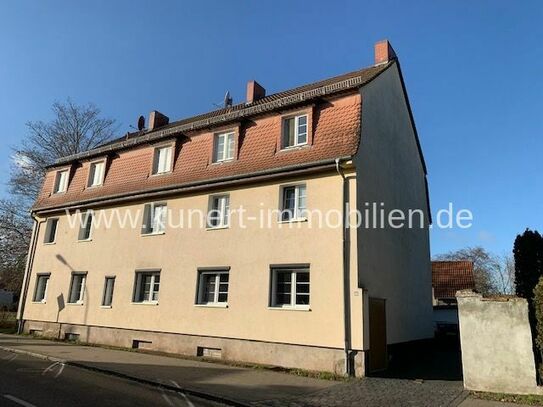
<box><xmin>197</xmin><ymin>346</ymin><xmax>222</xmax><ymax>359</ymax></box>
<box><xmin>132</xmin><ymin>339</ymin><xmax>152</xmax><ymax>350</ymax></box>
<box><xmin>64</xmin><ymin>333</ymin><xmax>80</xmax><ymax>342</ymax></box>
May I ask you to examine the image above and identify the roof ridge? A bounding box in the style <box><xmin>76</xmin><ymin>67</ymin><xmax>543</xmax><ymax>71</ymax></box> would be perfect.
<box><xmin>50</xmin><ymin>61</ymin><xmax>392</xmax><ymax>167</ymax></box>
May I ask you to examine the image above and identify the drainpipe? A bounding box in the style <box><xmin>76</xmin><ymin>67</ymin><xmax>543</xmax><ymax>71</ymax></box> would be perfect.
<box><xmin>335</xmin><ymin>158</ymin><xmax>352</xmax><ymax>376</ymax></box>
<box><xmin>16</xmin><ymin>212</ymin><xmax>43</xmax><ymax>334</ymax></box>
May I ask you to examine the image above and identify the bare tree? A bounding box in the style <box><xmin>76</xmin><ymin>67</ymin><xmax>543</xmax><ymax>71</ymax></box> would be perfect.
<box><xmin>494</xmin><ymin>254</ymin><xmax>516</xmax><ymax>295</ymax></box>
<box><xmin>0</xmin><ymin>99</ymin><xmax>116</xmax><ymax>294</ymax></box>
<box><xmin>434</xmin><ymin>246</ymin><xmax>500</xmax><ymax>296</ymax></box>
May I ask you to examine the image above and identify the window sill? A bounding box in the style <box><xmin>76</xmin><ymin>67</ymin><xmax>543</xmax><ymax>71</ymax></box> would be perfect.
<box><xmin>206</xmin><ymin>225</ymin><xmax>229</xmax><ymax>231</ymax></box>
<box><xmin>31</xmin><ymin>301</ymin><xmax>46</xmax><ymax>304</ymax></box>
<box><xmin>150</xmin><ymin>171</ymin><xmax>172</xmax><ymax>177</ymax></box>
<box><xmin>43</xmin><ymin>242</ymin><xmax>56</xmax><ymax>246</ymax></box>
<box><xmin>131</xmin><ymin>301</ymin><xmax>159</xmax><ymax>306</ymax></box>
<box><xmin>211</xmin><ymin>159</ymin><xmax>235</xmax><ymax>165</ymax></box>
<box><xmin>279</xmin><ymin>144</ymin><xmax>309</xmax><ymax>152</ymax></box>
<box><xmin>141</xmin><ymin>231</ymin><xmax>166</xmax><ymax>237</ymax></box>
<box><xmin>86</xmin><ymin>184</ymin><xmax>103</xmax><ymax>190</ymax></box>
<box><xmin>100</xmin><ymin>305</ymin><xmax>112</xmax><ymax>309</ymax></box>
<box><xmin>77</xmin><ymin>238</ymin><xmax>93</xmax><ymax>243</ymax></box>
<box><xmin>194</xmin><ymin>303</ymin><xmax>228</xmax><ymax>308</ymax></box>
<box><xmin>67</xmin><ymin>302</ymin><xmax>84</xmax><ymax>306</ymax></box>
<box><xmin>268</xmin><ymin>306</ymin><xmax>311</xmax><ymax>312</ymax></box>
<box><xmin>278</xmin><ymin>218</ymin><xmax>308</xmax><ymax>224</ymax></box>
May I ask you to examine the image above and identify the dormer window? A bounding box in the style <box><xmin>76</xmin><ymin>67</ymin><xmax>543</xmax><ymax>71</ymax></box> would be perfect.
<box><xmin>88</xmin><ymin>160</ymin><xmax>106</xmax><ymax>187</ymax></box>
<box><xmin>152</xmin><ymin>145</ymin><xmax>173</xmax><ymax>175</ymax></box>
<box><xmin>213</xmin><ymin>131</ymin><xmax>235</xmax><ymax>162</ymax></box>
<box><xmin>53</xmin><ymin>169</ymin><xmax>69</xmax><ymax>193</ymax></box>
<box><xmin>282</xmin><ymin>114</ymin><xmax>307</xmax><ymax>149</ymax></box>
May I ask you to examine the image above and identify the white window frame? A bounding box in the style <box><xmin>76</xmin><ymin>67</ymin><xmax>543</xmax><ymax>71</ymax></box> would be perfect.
<box><xmin>270</xmin><ymin>267</ymin><xmax>310</xmax><ymax>310</ymax></box>
<box><xmin>68</xmin><ymin>273</ymin><xmax>87</xmax><ymax>304</ymax></box>
<box><xmin>133</xmin><ymin>270</ymin><xmax>160</xmax><ymax>304</ymax></box>
<box><xmin>141</xmin><ymin>203</ymin><xmax>167</xmax><ymax>235</ymax></box>
<box><xmin>44</xmin><ymin>218</ymin><xmax>59</xmax><ymax>244</ymax></box>
<box><xmin>152</xmin><ymin>145</ymin><xmax>173</xmax><ymax>175</ymax></box>
<box><xmin>280</xmin><ymin>184</ymin><xmax>307</xmax><ymax>222</ymax></box>
<box><xmin>53</xmin><ymin>169</ymin><xmax>69</xmax><ymax>193</ymax></box>
<box><xmin>33</xmin><ymin>274</ymin><xmax>50</xmax><ymax>303</ymax></box>
<box><xmin>196</xmin><ymin>269</ymin><xmax>229</xmax><ymax>306</ymax></box>
<box><xmin>87</xmin><ymin>160</ymin><xmax>106</xmax><ymax>187</ymax></box>
<box><xmin>207</xmin><ymin>195</ymin><xmax>230</xmax><ymax>229</ymax></box>
<box><xmin>101</xmin><ymin>276</ymin><xmax>115</xmax><ymax>307</ymax></box>
<box><xmin>213</xmin><ymin>131</ymin><xmax>235</xmax><ymax>163</ymax></box>
<box><xmin>78</xmin><ymin>211</ymin><xmax>94</xmax><ymax>241</ymax></box>
<box><xmin>282</xmin><ymin>114</ymin><xmax>308</xmax><ymax>149</ymax></box>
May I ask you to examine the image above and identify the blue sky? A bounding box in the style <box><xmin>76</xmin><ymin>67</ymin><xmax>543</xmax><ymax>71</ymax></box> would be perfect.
<box><xmin>1</xmin><ymin>1</ymin><xmax>542</xmax><ymax>257</ymax></box>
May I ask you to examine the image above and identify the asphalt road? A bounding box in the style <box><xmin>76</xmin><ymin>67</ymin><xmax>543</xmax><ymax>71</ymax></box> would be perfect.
<box><xmin>0</xmin><ymin>349</ymin><xmax>226</xmax><ymax>407</ymax></box>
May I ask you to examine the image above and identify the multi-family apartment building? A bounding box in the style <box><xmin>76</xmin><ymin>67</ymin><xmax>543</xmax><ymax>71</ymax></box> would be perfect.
<box><xmin>17</xmin><ymin>40</ymin><xmax>433</xmax><ymax>376</ymax></box>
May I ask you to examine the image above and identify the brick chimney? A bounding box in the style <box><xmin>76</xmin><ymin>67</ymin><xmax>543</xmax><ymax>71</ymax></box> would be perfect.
<box><xmin>246</xmin><ymin>80</ymin><xmax>266</xmax><ymax>104</ymax></box>
<box><xmin>148</xmin><ymin>111</ymin><xmax>169</xmax><ymax>130</ymax></box>
<box><xmin>374</xmin><ymin>40</ymin><xmax>397</xmax><ymax>65</ymax></box>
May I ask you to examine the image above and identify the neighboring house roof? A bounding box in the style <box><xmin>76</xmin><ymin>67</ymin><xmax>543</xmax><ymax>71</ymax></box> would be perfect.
<box><xmin>33</xmin><ymin>61</ymin><xmax>394</xmax><ymax>212</ymax></box>
<box><xmin>432</xmin><ymin>261</ymin><xmax>476</xmax><ymax>299</ymax></box>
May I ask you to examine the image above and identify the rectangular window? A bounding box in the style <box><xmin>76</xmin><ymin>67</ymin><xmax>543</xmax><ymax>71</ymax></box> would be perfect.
<box><xmin>44</xmin><ymin>218</ymin><xmax>59</xmax><ymax>244</ymax></box>
<box><xmin>141</xmin><ymin>203</ymin><xmax>167</xmax><ymax>235</ymax></box>
<box><xmin>53</xmin><ymin>169</ymin><xmax>69</xmax><ymax>193</ymax></box>
<box><xmin>133</xmin><ymin>271</ymin><xmax>160</xmax><ymax>303</ymax></box>
<box><xmin>196</xmin><ymin>269</ymin><xmax>229</xmax><ymax>305</ymax></box>
<box><xmin>102</xmin><ymin>277</ymin><xmax>115</xmax><ymax>307</ymax></box>
<box><xmin>280</xmin><ymin>185</ymin><xmax>307</xmax><ymax>221</ymax></box>
<box><xmin>270</xmin><ymin>267</ymin><xmax>310</xmax><ymax>308</ymax></box>
<box><xmin>78</xmin><ymin>211</ymin><xmax>93</xmax><ymax>241</ymax></box>
<box><xmin>33</xmin><ymin>274</ymin><xmax>50</xmax><ymax>303</ymax></box>
<box><xmin>213</xmin><ymin>132</ymin><xmax>235</xmax><ymax>162</ymax></box>
<box><xmin>152</xmin><ymin>146</ymin><xmax>173</xmax><ymax>175</ymax></box>
<box><xmin>207</xmin><ymin>195</ymin><xmax>230</xmax><ymax>228</ymax></box>
<box><xmin>88</xmin><ymin>161</ymin><xmax>105</xmax><ymax>187</ymax></box>
<box><xmin>68</xmin><ymin>273</ymin><xmax>86</xmax><ymax>304</ymax></box>
<box><xmin>282</xmin><ymin>114</ymin><xmax>308</xmax><ymax>148</ymax></box>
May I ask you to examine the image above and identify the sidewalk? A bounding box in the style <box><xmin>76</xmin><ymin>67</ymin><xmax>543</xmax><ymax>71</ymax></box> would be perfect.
<box><xmin>0</xmin><ymin>334</ymin><xmax>471</xmax><ymax>406</ymax></box>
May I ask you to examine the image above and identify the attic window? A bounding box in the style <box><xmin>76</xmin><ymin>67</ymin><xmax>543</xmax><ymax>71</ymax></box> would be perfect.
<box><xmin>213</xmin><ymin>131</ymin><xmax>235</xmax><ymax>162</ymax></box>
<box><xmin>88</xmin><ymin>160</ymin><xmax>106</xmax><ymax>187</ymax></box>
<box><xmin>152</xmin><ymin>145</ymin><xmax>173</xmax><ymax>175</ymax></box>
<box><xmin>282</xmin><ymin>114</ymin><xmax>307</xmax><ymax>149</ymax></box>
<box><xmin>53</xmin><ymin>169</ymin><xmax>69</xmax><ymax>193</ymax></box>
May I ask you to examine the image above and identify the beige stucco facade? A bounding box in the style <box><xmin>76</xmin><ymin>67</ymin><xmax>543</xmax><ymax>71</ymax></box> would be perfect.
<box><xmin>22</xmin><ymin>170</ymin><xmax>366</xmax><ymax>374</ymax></box>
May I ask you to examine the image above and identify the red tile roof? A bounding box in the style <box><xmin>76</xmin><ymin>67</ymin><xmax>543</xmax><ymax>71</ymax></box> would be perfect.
<box><xmin>33</xmin><ymin>62</ymin><xmax>392</xmax><ymax>212</ymax></box>
<box><xmin>432</xmin><ymin>261</ymin><xmax>475</xmax><ymax>299</ymax></box>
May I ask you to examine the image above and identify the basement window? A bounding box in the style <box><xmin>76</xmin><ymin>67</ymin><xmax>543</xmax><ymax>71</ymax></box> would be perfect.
<box><xmin>43</xmin><ymin>218</ymin><xmax>59</xmax><ymax>244</ymax></box>
<box><xmin>197</xmin><ymin>346</ymin><xmax>222</xmax><ymax>359</ymax></box>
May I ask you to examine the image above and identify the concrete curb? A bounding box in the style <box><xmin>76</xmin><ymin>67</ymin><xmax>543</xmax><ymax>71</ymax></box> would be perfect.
<box><xmin>0</xmin><ymin>345</ymin><xmax>250</xmax><ymax>407</ymax></box>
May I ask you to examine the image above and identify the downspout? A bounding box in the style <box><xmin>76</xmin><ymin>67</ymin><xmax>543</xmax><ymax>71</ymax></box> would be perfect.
<box><xmin>16</xmin><ymin>212</ymin><xmax>43</xmax><ymax>334</ymax></box>
<box><xmin>335</xmin><ymin>158</ymin><xmax>352</xmax><ymax>376</ymax></box>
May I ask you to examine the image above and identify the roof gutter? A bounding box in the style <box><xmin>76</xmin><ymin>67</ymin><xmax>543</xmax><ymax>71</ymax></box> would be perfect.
<box><xmin>34</xmin><ymin>157</ymin><xmax>352</xmax><ymax>215</ymax></box>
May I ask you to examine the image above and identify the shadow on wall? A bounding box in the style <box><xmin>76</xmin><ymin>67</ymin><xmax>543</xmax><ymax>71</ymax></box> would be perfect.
<box><xmin>370</xmin><ymin>336</ymin><xmax>463</xmax><ymax>381</ymax></box>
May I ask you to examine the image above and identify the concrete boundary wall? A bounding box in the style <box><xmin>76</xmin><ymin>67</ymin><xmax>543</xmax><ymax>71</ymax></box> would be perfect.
<box><xmin>457</xmin><ymin>290</ymin><xmax>542</xmax><ymax>395</ymax></box>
